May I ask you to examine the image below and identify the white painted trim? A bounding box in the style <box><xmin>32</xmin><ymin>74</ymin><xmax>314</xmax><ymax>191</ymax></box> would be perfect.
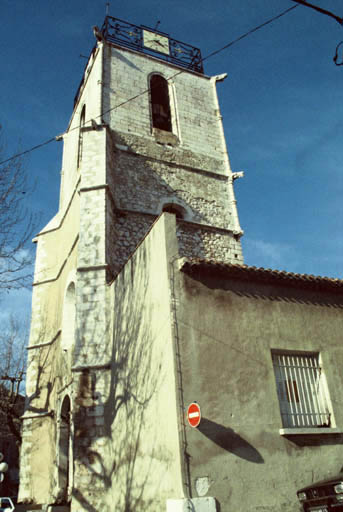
<box><xmin>280</xmin><ymin>428</ymin><xmax>343</xmax><ymax>435</ymax></box>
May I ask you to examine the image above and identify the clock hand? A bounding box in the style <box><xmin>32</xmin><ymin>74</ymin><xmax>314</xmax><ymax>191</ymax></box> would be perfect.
<box><xmin>153</xmin><ymin>39</ymin><xmax>165</xmax><ymax>47</ymax></box>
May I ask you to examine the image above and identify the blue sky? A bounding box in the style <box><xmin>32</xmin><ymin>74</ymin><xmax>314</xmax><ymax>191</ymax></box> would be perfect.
<box><xmin>1</xmin><ymin>0</ymin><xmax>343</xmax><ymax>318</ymax></box>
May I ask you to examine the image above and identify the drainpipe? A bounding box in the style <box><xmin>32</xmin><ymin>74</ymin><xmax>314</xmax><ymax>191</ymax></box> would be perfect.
<box><xmin>168</xmin><ymin>252</ymin><xmax>192</xmax><ymax>500</ymax></box>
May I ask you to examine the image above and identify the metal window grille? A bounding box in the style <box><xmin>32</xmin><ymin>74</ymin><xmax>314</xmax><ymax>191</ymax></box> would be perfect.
<box><xmin>272</xmin><ymin>352</ymin><xmax>331</xmax><ymax>428</ymax></box>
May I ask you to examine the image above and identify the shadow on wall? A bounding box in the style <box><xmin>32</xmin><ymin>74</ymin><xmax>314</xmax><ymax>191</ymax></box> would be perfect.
<box><xmin>185</xmin><ymin>268</ymin><xmax>343</xmax><ymax>310</ymax></box>
<box><xmin>25</xmin><ymin>317</ymin><xmax>56</xmax><ymax>418</ymax></box>
<box><xmin>198</xmin><ymin>418</ymin><xmax>264</xmax><ymax>464</ymax></box>
<box><xmin>71</xmin><ymin>240</ymin><xmax>168</xmax><ymax>512</ymax></box>
<box><xmin>21</xmin><ymin>232</ymin><xmax>163</xmax><ymax>511</ymax></box>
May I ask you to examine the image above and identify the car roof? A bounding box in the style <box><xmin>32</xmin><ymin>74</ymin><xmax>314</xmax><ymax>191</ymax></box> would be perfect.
<box><xmin>298</xmin><ymin>475</ymin><xmax>343</xmax><ymax>492</ymax></box>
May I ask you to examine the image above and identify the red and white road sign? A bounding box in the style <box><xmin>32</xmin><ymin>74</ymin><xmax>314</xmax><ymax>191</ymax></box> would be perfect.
<box><xmin>187</xmin><ymin>402</ymin><xmax>201</xmax><ymax>428</ymax></box>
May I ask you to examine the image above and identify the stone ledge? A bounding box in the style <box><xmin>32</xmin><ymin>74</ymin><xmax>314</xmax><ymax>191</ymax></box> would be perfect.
<box><xmin>280</xmin><ymin>428</ymin><xmax>343</xmax><ymax>435</ymax></box>
<box><xmin>26</xmin><ymin>330</ymin><xmax>61</xmax><ymax>350</ymax></box>
<box><xmin>21</xmin><ymin>411</ymin><xmax>54</xmax><ymax>420</ymax></box>
<box><xmin>153</xmin><ymin>127</ymin><xmax>179</xmax><ymax>146</ymax></box>
<box><xmin>112</xmin><ymin>130</ymin><xmax>228</xmax><ymax>177</ymax></box>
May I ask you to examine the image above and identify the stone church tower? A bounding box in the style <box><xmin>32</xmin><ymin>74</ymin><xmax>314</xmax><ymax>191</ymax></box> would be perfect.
<box><xmin>19</xmin><ymin>16</ymin><xmax>243</xmax><ymax>512</ymax></box>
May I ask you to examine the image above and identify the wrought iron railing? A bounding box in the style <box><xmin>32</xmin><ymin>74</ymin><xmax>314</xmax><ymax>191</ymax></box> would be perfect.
<box><xmin>73</xmin><ymin>17</ymin><xmax>204</xmax><ymax>108</ymax></box>
<box><xmin>101</xmin><ymin>16</ymin><xmax>204</xmax><ymax>74</ymax></box>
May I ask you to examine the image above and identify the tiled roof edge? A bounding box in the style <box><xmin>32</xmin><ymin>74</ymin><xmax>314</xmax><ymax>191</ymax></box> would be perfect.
<box><xmin>179</xmin><ymin>258</ymin><xmax>343</xmax><ymax>291</ymax></box>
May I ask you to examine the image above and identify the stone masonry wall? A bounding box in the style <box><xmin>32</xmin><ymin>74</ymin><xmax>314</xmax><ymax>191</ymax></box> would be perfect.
<box><xmin>72</xmin><ymin>368</ymin><xmax>111</xmax><ymax>512</ymax></box>
<box><xmin>102</xmin><ymin>41</ymin><xmax>244</xmax><ymax>271</ymax></box>
<box><xmin>74</xmin><ymin>269</ymin><xmax>110</xmax><ymax>367</ymax></box>
<box><xmin>103</xmin><ymin>44</ymin><xmax>230</xmax><ymax>164</ymax></box>
<box><xmin>176</xmin><ymin>222</ymin><xmax>243</xmax><ymax>264</ymax></box>
<box><xmin>110</xmin><ymin>210</ymin><xmax>153</xmax><ymax>277</ymax></box>
<box><xmin>110</xmin><ymin>146</ymin><xmax>233</xmax><ymax>229</ymax></box>
<box><xmin>60</xmin><ymin>44</ymin><xmax>103</xmax><ymax>210</ymax></box>
<box><xmin>75</xmin><ymin>126</ymin><xmax>109</xmax><ymax>367</ymax></box>
<box><xmin>105</xmin><ymin>144</ymin><xmax>243</xmax><ymax>271</ymax></box>
<box><xmin>107</xmin><ymin>209</ymin><xmax>243</xmax><ymax>279</ymax></box>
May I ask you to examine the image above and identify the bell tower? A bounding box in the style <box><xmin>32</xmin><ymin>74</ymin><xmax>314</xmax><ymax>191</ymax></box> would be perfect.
<box><xmin>60</xmin><ymin>16</ymin><xmax>243</xmax><ymax>281</ymax></box>
<box><xmin>19</xmin><ymin>16</ymin><xmax>244</xmax><ymax>512</ymax></box>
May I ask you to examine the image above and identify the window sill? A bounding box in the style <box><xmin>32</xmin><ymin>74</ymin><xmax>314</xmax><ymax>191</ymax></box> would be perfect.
<box><xmin>280</xmin><ymin>428</ymin><xmax>343</xmax><ymax>436</ymax></box>
<box><xmin>152</xmin><ymin>127</ymin><xmax>179</xmax><ymax>146</ymax></box>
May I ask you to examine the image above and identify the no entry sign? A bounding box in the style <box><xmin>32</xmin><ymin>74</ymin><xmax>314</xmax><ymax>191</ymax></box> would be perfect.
<box><xmin>187</xmin><ymin>402</ymin><xmax>201</xmax><ymax>428</ymax></box>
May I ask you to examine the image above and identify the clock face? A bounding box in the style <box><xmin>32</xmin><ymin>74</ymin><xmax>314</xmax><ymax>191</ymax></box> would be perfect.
<box><xmin>143</xmin><ymin>30</ymin><xmax>169</xmax><ymax>55</ymax></box>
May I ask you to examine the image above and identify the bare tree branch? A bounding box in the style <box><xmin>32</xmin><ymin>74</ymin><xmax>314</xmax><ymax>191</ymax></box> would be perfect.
<box><xmin>0</xmin><ymin>125</ymin><xmax>39</xmax><ymax>292</ymax></box>
<box><xmin>290</xmin><ymin>0</ymin><xmax>343</xmax><ymax>25</ymax></box>
<box><xmin>0</xmin><ymin>316</ymin><xmax>27</xmax><ymax>443</ymax></box>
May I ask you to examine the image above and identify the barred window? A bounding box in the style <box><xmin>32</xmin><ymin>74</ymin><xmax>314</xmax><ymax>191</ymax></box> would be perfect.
<box><xmin>272</xmin><ymin>352</ymin><xmax>332</xmax><ymax>428</ymax></box>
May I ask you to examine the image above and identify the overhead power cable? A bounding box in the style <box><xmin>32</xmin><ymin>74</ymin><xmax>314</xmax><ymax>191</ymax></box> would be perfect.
<box><xmin>0</xmin><ymin>4</ymin><xmax>299</xmax><ymax>167</ymax></box>
<box><xmin>202</xmin><ymin>4</ymin><xmax>298</xmax><ymax>63</ymax></box>
<box><xmin>0</xmin><ymin>138</ymin><xmax>56</xmax><ymax>166</ymax></box>
<box><xmin>93</xmin><ymin>5</ymin><xmax>299</xmax><ymax>126</ymax></box>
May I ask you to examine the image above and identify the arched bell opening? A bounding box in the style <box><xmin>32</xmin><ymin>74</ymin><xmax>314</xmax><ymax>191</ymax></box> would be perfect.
<box><xmin>150</xmin><ymin>74</ymin><xmax>172</xmax><ymax>132</ymax></box>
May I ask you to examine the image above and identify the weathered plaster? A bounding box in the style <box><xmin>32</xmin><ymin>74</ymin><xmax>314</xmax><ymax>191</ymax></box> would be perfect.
<box><xmin>175</xmin><ymin>268</ymin><xmax>343</xmax><ymax>512</ymax></box>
